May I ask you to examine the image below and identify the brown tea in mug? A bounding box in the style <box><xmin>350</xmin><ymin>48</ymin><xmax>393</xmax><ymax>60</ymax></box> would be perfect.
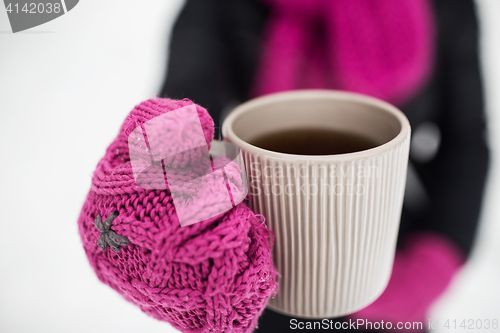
<box><xmin>250</xmin><ymin>128</ymin><xmax>378</xmax><ymax>155</ymax></box>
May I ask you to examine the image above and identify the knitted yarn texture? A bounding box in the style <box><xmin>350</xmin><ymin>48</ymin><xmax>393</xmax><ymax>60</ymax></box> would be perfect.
<box><xmin>78</xmin><ymin>98</ymin><xmax>278</xmax><ymax>333</ymax></box>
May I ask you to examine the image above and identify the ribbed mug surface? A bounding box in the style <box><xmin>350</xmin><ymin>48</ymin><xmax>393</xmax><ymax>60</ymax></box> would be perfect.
<box><xmin>223</xmin><ymin>90</ymin><xmax>411</xmax><ymax>318</ymax></box>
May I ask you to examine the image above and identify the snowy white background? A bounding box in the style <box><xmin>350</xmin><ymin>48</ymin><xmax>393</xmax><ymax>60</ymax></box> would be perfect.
<box><xmin>0</xmin><ymin>1</ymin><xmax>498</xmax><ymax>332</ymax></box>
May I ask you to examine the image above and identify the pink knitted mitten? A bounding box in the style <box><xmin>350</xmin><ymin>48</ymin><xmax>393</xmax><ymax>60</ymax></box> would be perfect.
<box><xmin>78</xmin><ymin>98</ymin><xmax>278</xmax><ymax>333</ymax></box>
<box><xmin>348</xmin><ymin>232</ymin><xmax>464</xmax><ymax>332</ymax></box>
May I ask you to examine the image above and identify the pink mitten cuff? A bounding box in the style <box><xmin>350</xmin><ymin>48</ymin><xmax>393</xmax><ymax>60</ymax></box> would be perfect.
<box><xmin>348</xmin><ymin>231</ymin><xmax>464</xmax><ymax>331</ymax></box>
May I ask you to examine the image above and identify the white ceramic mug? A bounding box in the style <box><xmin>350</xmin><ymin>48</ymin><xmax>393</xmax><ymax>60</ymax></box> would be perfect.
<box><xmin>222</xmin><ymin>90</ymin><xmax>411</xmax><ymax>318</ymax></box>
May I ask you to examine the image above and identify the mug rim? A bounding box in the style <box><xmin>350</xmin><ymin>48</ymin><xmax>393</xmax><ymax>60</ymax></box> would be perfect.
<box><xmin>221</xmin><ymin>89</ymin><xmax>411</xmax><ymax>161</ymax></box>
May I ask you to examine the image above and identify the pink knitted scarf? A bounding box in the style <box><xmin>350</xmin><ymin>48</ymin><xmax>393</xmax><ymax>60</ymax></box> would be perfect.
<box><xmin>253</xmin><ymin>0</ymin><xmax>435</xmax><ymax>105</ymax></box>
<box><xmin>78</xmin><ymin>98</ymin><xmax>277</xmax><ymax>333</ymax></box>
